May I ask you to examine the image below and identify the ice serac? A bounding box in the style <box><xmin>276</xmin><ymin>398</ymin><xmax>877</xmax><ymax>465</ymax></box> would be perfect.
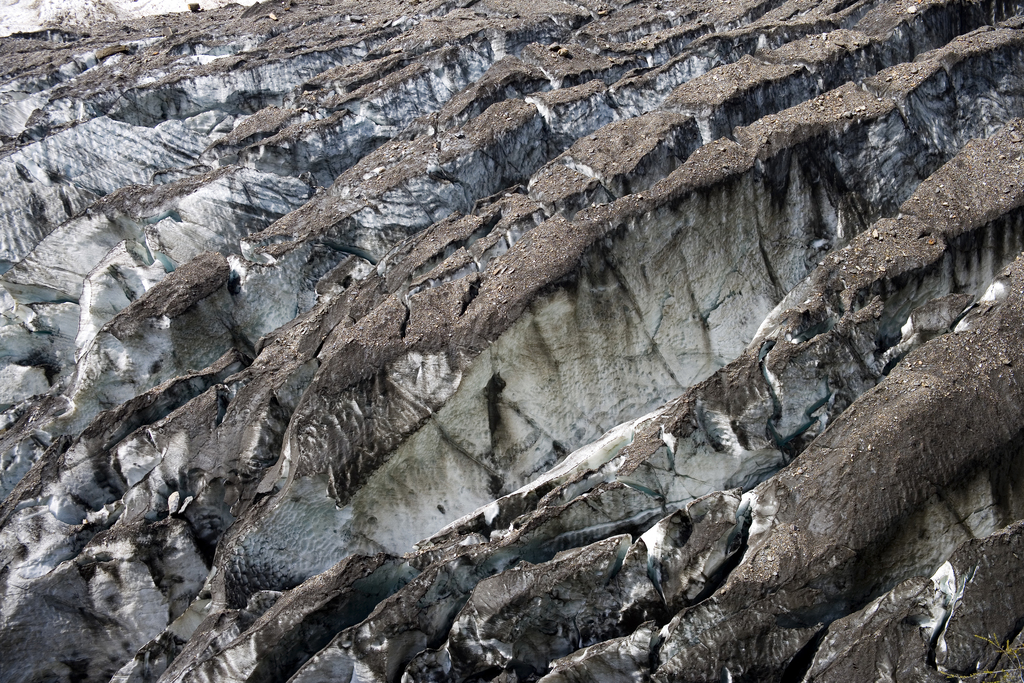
<box><xmin>3</xmin><ymin>0</ymin><xmax>1024</xmax><ymax>681</ymax></box>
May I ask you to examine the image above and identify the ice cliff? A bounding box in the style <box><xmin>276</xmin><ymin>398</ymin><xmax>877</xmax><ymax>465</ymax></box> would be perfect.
<box><xmin>2</xmin><ymin>0</ymin><xmax>1024</xmax><ymax>680</ymax></box>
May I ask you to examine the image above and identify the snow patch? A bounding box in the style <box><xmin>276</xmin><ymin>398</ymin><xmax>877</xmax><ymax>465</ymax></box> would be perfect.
<box><xmin>1</xmin><ymin>0</ymin><xmax>260</xmax><ymax>38</ymax></box>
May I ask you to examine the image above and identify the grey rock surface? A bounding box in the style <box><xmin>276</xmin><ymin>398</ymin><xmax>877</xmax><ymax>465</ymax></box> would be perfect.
<box><xmin>2</xmin><ymin>0</ymin><xmax>1024</xmax><ymax>681</ymax></box>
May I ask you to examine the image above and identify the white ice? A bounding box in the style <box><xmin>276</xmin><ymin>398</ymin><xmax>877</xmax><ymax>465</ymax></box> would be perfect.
<box><xmin>1</xmin><ymin>0</ymin><xmax>259</xmax><ymax>37</ymax></box>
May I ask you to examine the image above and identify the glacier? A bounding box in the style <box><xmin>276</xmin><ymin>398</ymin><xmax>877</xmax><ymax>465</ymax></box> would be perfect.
<box><xmin>3</xmin><ymin>0</ymin><xmax>1024</xmax><ymax>681</ymax></box>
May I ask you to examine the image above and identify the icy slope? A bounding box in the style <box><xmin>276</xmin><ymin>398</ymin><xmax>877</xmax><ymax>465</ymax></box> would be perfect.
<box><xmin>0</xmin><ymin>0</ymin><xmax>259</xmax><ymax>38</ymax></box>
<box><xmin>2</xmin><ymin>0</ymin><xmax>1024</xmax><ymax>681</ymax></box>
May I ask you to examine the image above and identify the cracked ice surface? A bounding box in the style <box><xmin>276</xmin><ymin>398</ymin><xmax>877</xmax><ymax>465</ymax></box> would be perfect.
<box><xmin>4</xmin><ymin>0</ymin><xmax>1024</xmax><ymax>681</ymax></box>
